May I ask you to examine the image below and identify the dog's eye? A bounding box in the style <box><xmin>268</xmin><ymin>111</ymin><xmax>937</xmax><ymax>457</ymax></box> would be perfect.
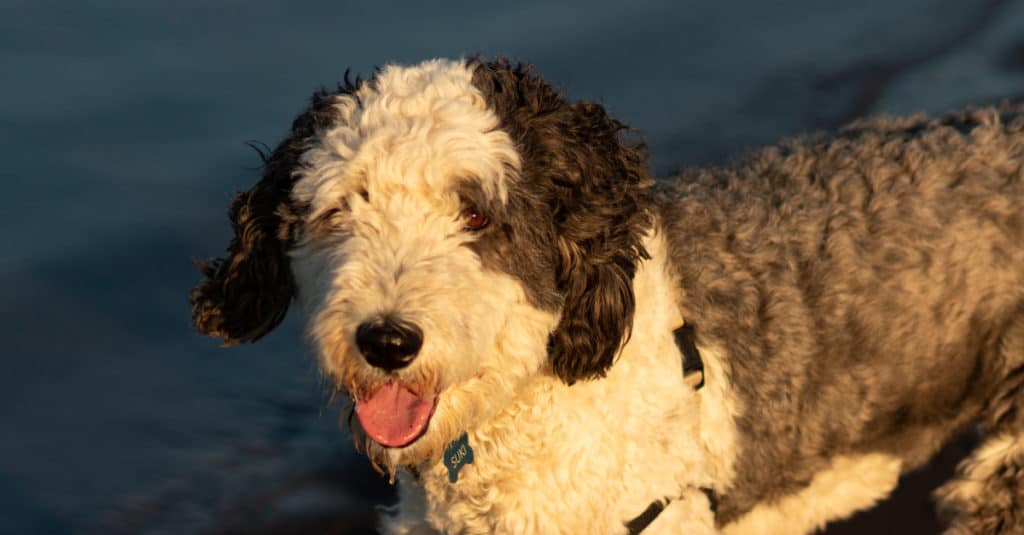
<box><xmin>460</xmin><ymin>208</ymin><xmax>489</xmax><ymax>231</ymax></box>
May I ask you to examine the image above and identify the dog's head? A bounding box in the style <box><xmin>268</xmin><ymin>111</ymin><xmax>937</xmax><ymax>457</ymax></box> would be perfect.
<box><xmin>191</xmin><ymin>58</ymin><xmax>652</xmax><ymax>468</ymax></box>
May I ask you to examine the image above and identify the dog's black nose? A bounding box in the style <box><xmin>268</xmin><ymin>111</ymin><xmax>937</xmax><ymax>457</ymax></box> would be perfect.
<box><xmin>355</xmin><ymin>318</ymin><xmax>423</xmax><ymax>370</ymax></box>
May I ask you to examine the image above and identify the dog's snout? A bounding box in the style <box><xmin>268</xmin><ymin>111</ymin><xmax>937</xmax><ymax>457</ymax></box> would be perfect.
<box><xmin>355</xmin><ymin>318</ymin><xmax>424</xmax><ymax>370</ymax></box>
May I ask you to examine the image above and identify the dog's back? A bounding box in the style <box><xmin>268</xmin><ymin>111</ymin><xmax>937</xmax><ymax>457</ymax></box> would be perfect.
<box><xmin>654</xmin><ymin>103</ymin><xmax>1024</xmax><ymax>527</ymax></box>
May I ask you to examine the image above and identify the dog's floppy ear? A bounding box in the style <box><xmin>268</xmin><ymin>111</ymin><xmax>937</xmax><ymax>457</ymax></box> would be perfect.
<box><xmin>546</xmin><ymin>101</ymin><xmax>653</xmax><ymax>384</ymax></box>
<box><xmin>470</xmin><ymin>58</ymin><xmax>654</xmax><ymax>383</ymax></box>
<box><xmin>190</xmin><ymin>88</ymin><xmax>343</xmax><ymax>345</ymax></box>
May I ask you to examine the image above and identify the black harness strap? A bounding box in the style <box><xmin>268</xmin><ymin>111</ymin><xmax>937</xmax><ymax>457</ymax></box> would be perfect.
<box><xmin>624</xmin><ymin>488</ymin><xmax>718</xmax><ymax>534</ymax></box>
<box><xmin>624</xmin><ymin>499</ymin><xmax>669</xmax><ymax>535</ymax></box>
<box><xmin>674</xmin><ymin>323</ymin><xmax>704</xmax><ymax>389</ymax></box>
<box><xmin>624</xmin><ymin>323</ymin><xmax>711</xmax><ymax>533</ymax></box>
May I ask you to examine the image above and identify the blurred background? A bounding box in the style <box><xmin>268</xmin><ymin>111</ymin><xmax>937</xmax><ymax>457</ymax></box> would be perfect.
<box><xmin>3</xmin><ymin>0</ymin><xmax>1023</xmax><ymax>533</ymax></box>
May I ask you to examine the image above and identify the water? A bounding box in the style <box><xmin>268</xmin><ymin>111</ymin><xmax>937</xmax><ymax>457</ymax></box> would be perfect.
<box><xmin>3</xmin><ymin>1</ymin><xmax>1023</xmax><ymax>532</ymax></box>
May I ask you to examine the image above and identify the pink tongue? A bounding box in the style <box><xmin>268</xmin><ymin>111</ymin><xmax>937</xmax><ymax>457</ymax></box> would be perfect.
<box><xmin>355</xmin><ymin>382</ymin><xmax>436</xmax><ymax>448</ymax></box>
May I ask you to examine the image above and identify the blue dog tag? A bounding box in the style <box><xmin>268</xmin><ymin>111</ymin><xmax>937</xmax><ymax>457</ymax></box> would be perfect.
<box><xmin>443</xmin><ymin>432</ymin><xmax>474</xmax><ymax>483</ymax></box>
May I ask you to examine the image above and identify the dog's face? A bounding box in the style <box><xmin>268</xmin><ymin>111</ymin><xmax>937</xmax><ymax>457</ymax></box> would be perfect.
<box><xmin>191</xmin><ymin>58</ymin><xmax>651</xmax><ymax>469</ymax></box>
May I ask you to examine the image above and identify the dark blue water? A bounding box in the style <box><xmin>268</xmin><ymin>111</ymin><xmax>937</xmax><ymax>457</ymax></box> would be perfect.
<box><xmin>4</xmin><ymin>1</ymin><xmax>1023</xmax><ymax>532</ymax></box>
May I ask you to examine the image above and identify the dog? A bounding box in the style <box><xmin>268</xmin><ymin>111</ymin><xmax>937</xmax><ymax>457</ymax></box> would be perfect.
<box><xmin>191</xmin><ymin>57</ymin><xmax>1024</xmax><ymax>534</ymax></box>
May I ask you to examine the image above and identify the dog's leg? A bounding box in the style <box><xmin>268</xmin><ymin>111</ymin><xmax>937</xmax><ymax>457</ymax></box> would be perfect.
<box><xmin>937</xmin><ymin>432</ymin><xmax>1024</xmax><ymax>535</ymax></box>
<box><xmin>721</xmin><ymin>453</ymin><xmax>902</xmax><ymax>535</ymax></box>
<box><xmin>937</xmin><ymin>314</ymin><xmax>1024</xmax><ymax>535</ymax></box>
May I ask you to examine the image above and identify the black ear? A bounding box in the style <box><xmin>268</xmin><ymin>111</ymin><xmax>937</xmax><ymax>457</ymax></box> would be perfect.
<box><xmin>546</xmin><ymin>101</ymin><xmax>653</xmax><ymax>384</ymax></box>
<box><xmin>470</xmin><ymin>58</ymin><xmax>653</xmax><ymax>384</ymax></box>
<box><xmin>190</xmin><ymin>86</ymin><xmax>345</xmax><ymax>344</ymax></box>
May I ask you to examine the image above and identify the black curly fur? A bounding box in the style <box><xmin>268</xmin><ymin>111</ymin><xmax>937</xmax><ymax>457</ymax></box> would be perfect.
<box><xmin>470</xmin><ymin>59</ymin><xmax>653</xmax><ymax>384</ymax></box>
<box><xmin>190</xmin><ymin>83</ymin><xmax>352</xmax><ymax>344</ymax></box>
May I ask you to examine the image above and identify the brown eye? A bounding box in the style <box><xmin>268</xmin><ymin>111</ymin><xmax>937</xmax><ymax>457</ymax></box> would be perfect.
<box><xmin>461</xmin><ymin>208</ymin><xmax>489</xmax><ymax>231</ymax></box>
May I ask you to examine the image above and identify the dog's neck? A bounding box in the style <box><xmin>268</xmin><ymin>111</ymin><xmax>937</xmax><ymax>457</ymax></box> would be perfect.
<box><xmin>385</xmin><ymin>227</ymin><xmax>739</xmax><ymax>533</ymax></box>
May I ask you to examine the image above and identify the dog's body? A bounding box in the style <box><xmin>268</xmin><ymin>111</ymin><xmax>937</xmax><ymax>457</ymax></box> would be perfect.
<box><xmin>192</xmin><ymin>58</ymin><xmax>1024</xmax><ymax>533</ymax></box>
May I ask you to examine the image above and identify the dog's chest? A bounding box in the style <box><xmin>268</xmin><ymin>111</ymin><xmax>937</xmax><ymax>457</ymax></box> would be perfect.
<box><xmin>416</xmin><ymin>380</ymin><xmax>704</xmax><ymax>533</ymax></box>
<box><xmin>413</xmin><ymin>236</ymin><xmax>714</xmax><ymax>533</ymax></box>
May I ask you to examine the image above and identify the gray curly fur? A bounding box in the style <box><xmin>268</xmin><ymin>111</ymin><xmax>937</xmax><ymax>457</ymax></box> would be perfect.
<box><xmin>654</xmin><ymin>105</ymin><xmax>1024</xmax><ymax>530</ymax></box>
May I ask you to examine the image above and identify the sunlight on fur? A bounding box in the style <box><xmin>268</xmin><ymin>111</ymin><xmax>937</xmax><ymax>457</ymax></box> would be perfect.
<box><xmin>192</xmin><ymin>57</ymin><xmax>1024</xmax><ymax>534</ymax></box>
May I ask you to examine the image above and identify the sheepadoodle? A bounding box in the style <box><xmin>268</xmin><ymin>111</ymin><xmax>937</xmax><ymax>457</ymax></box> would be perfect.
<box><xmin>191</xmin><ymin>57</ymin><xmax>1024</xmax><ymax>534</ymax></box>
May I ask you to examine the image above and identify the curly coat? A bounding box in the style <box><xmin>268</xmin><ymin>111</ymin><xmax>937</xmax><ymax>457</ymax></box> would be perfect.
<box><xmin>191</xmin><ymin>58</ymin><xmax>1024</xmax><ymax>534</ymax></box>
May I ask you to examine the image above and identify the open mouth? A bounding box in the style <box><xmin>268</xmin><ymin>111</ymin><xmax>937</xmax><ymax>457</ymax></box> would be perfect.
<box><xmin>354</xmin><ymin>381</ymin><xmax>438</xmax><ymax>448</ymax></box>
